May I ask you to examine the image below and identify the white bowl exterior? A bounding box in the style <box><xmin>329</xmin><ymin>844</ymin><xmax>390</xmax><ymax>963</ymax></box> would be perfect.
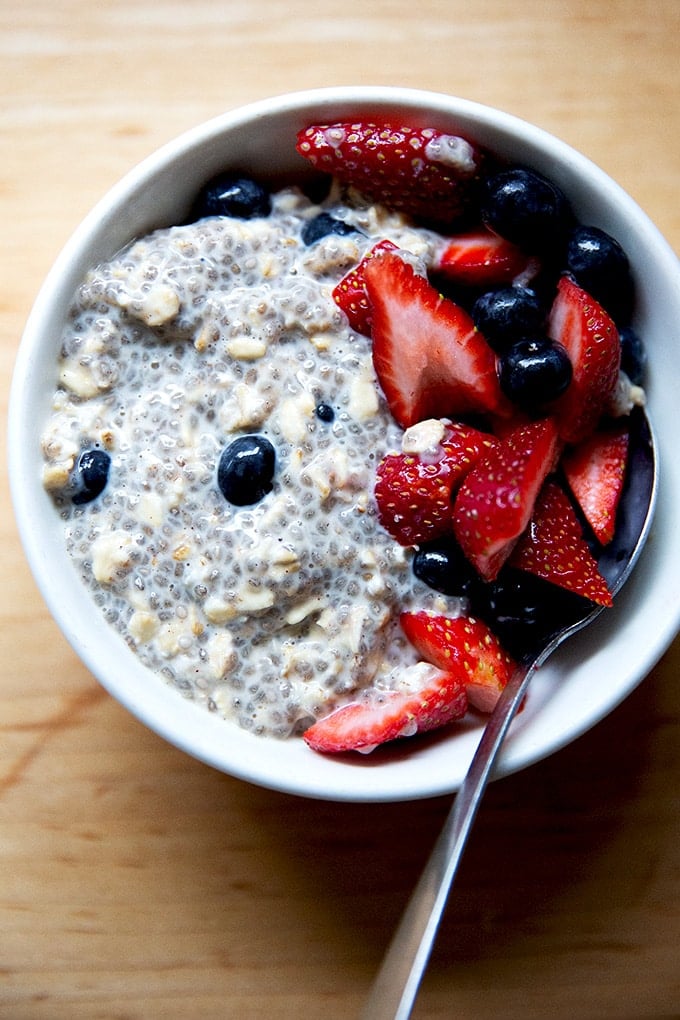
<box><xmin>9</xmin><ymin>87</ymin><xmax>680</xmax><ymax>801</ymax></box>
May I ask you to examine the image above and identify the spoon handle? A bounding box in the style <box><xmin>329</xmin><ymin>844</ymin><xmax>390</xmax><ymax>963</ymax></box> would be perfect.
<box><xmin>360</xmin><ymin>660</ymin><xmax>534</xmax><ymax>1020</ymax></box>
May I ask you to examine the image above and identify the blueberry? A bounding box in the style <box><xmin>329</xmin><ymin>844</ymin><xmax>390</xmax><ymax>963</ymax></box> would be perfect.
<box><xmin>565</xmin><ymin>225</ymin><xmax>633</xmax><ymax>321</ymax></box>
<box><xmin>498</xmin><ymin>336</ymin><xmax>572</xmax><ymax>410</ymax></box>
<box><xmin>301</xmin><ymin>213</ymin><xmax>359</xmax><ymax>246</ymax></box>
<box><xmin>471</xmin><ymin>286</ymin><xmax>546</xmax><ymax>353</ymax></box>
<box><xmin>619</xmin><ymin>325</ymin><xmax>647</xmax><ymax>385</ymax></box>
<box><xmin>71</xmin><ymin>448</ymin><xmax>110</xmax><ymax>505</ymax></box>
<box><xmin>482</xmin><ymin>167</ymin><xmax>572</xmax><ymax>253</ymax></box>
<box><xmin>470</xmin><ymin>568</ymin><xmax>591</xmax><ymax>659</ymax></box>
<box><xmin>217</xmin><ymin>435</ymin><xmax>276</xmax><ymax>506</ymax></box>
<box><xmin>191</xmin><ymin>173</ymin><xmax>271</xmax><ymax>220</ymax></box>
<box><xmin>315</xmin><ymin>402</ymin><xmax>335</xmax><ymax>423</ymax></box>
<box><xmin>412</xmin><ymin>538</ymin><xmax>482</xmax><ymax>599</ymax></box>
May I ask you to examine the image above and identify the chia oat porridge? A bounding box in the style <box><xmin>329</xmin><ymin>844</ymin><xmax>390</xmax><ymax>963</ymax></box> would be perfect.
<box><xmin>40</xmin><ymin>180</ymin><xmax>459</xmax><ymax>738</ymax></box>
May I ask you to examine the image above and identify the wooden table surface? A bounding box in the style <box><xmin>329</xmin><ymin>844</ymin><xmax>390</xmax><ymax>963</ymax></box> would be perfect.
<box><xmin>3</xmin><ymin>2</ymin><xmax>680</xmax><ymax>1017</ymax></box>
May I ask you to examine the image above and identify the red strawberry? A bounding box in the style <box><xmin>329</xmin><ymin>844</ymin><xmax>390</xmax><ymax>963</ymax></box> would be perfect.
<box><xmin>302</xmin><ymin>664</ymin><xmax>468</xmax><ymax>753</ymax></box>
<box><xmin>452</xmin><ymin>418</ymin><xmax>561</xmax><ymax>581</ymax></box>
<box><xmin>296</xmin><ymin>121</ymin><xmax>485</xmax><ymax>227</ymax></box>
<box><xmin>375</xmin><ymin>450</ymin><xmax>456</xmax><ymax>546</ymax></box>
<box><xmin>400</xmin><ymin>611</ymin><xmax>516</xmax><ymax>713</ymax></box>
<box><xmin>562</xmin><ymin>423</ymin><xmax>629</xmax><ymax>544</ymax></box>
<box><xmin>364</xmin><ymin>251</ymin><xmax>511</xmax><ymax>428</ymax></box>
<box><xmin>436</xmin><ymin>228</ymin><xmax>536</xmax><ymax>287</ymax></box>
<box><xmin>332</xmin><ymin>239</ymin><xmax>399</xmax><ymax>335</ymax></box>
<box><xmin>509</xmin><ymin>480</ymin><xmax>613</xmax><ymax>606</ymax></box>
<box><xmin>375</xmin><ymin>421</ymin><xmax>498</xmax><ymax>546</ymax></box>
<box><xmin>440</xmin><ymin>420</ymin><xmax>499</xmax><ymax>462</ymax></box>
<box><xmin>548</xmin><ymin>275</ymin><xmax>621</xmax><ymax>443</ymax></box>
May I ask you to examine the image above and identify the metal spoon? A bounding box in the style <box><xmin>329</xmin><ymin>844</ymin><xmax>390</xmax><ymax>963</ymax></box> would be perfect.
<box><xmin>361</xmin><ymin>406</ymin><xmax>657</xmax><ymax>1020</ymax></box>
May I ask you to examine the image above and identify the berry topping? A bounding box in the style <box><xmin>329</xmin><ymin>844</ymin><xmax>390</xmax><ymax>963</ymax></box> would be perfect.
<box><xmin>471</xmin><ymin>568</ymin><xmax>593</xmax><ymax>659</ymax></box>
<box><xmin>217</xmin><ymin>435</ymin><xmax>276</xmax><ymax>506</ymax></box>
<box><xmin>452</xmin><ymin>418</ymin><xmax>561</xmax><ymax>581</ymax></box>
<box><xmin>71</xmin><ymin>448</ymin><xmax>110</xmax><ymax>505</ymax></box>
<box><xmin>332</xmin><ymin>239</ymin><xmax>399</xmax><ymax>336</ymax></box>
<box><xmin>547</xmin><ymin>275</ymin><xmax>621</xmax><ymax>443</ymax></box>
<box><xmin>374</xmin><ymin>421</ymin><xmax>497</xmax><ymax>546</ymax></box>
<box><xmin>191</xmin><ymin>173</ymin><xmax>271</xmax><ymax>220</ymax></box>
<box><xmin>400</xmin><ymin>612</ymin><xmax>516</xmax><ymax>713</ymax></box>
<box><xmin>375</xmin><ymin>449</ymin><xmax>458</xmax><ymax>547</ymax></box>
<box><xmin>435</xmin><ymin>228</ymin><xmax>534</xmax><ymax>287</ymax></box>
<box><xmin>497</xmin><ymin>336</ymin><xmax>573</xmax><ymax>410</ymax></box>
<box><xmin>471</xmin><ymin>285</ymin><xmax>546</xmax><ymax>353</ymax></box>
<box><xmin>562</xmin><ymin>423</ymin><xmax>629</xmax><ymax>544</ymax></box>
<box><xmin>412</xmin><ymin>537</ymin><xmax>482</xmax><ymax>598</ymax></box>
<box><xmin>565</xmin><ymin>225</ymin><xmax>633</xmax><ymax>322</ymax></box>
<box><xmin>314</xmin><ymin>402</ymin><xmax>335</xmax><ymax>423</ymax></box>
<box><xmin>482</xmin><ymin>166</ymin><xmax>572</xmax><ymax>252</ymax></box>
<box><xmin>296</xmin><ymin>122</ymin><xmax>485</xmax><ymax>227</ymax></box>
<box><xmin>619</xmin><ymin>325</ymin><xmax>647</xmax><ymax>385</ymax></box>
<box><xmin>301</xmin><ymin>212</ymin><xmax>359</xmax><ymax>246</ymax></box>
<box><xmin>364</xmin><ymin>251</ymin><xmax>511</xmax><ymax>428</ymax></box>
<box><xmin>509</xmin><ymin>481</ymin><xmax>613</xmax><ymax>606</ymax></box>
<box><xmin>303</xmin><ymin>664</ymin><xmax>468</xmax><ymax>753</ymax></box>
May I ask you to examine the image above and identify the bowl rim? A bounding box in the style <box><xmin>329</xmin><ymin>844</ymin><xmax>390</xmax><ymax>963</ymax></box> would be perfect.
<box><xmin>9</xmin><ymin>85</ymin><xmax>680</xmax><ymax>801</ymax></box>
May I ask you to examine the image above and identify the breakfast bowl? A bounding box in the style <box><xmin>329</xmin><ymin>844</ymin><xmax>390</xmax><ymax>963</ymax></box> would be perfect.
<box><xmin>9</xmin><ymin>86</ymin><xmax>680</xmax><ymax>802</ymax></box>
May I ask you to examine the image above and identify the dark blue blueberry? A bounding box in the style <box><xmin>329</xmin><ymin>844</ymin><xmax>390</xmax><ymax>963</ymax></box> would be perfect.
<box><xmin>315</xmin><ymin>402</ymin><xmax>335</xmax><ymax>423</ymax></box>
<box><xmin>498</xmin><ymin>336</ymin><xmax>572</xmax><ymax>410</ymax></box>
<box><xmin>217</xmin><ymin>435</ymin><xmax>276</xmax><ymax>506</ymax></box>
<box><xmin>72</xmin><ymin>448</ymin><xmax>110</xmax><ymax>505</ymax></box>
<box><xmin>471</xmin><ymin>286</ymin><xmax>546</xmax><ymax>353</ymax></box>
<box><xmin>301</xmin><ymin>213</ymin><xmax>359</xmax><ymax>246</ymax></box>
<box><xmin>619</xmin><ymin>325</ymin><xmax>647</xmax><ymax>385</ymax></box>
<box><xmin>412</xmin><ymin>538</ymin><xmax>482</xmax><ymax>599</ymax></box>
<box><xmin>470</xmin><ymin>568</ymin><xmax>591</xmax><ymax>659</ymax></box>
<box><xmin>565</xmin><ymin>225</ymin><xmax>633</xmax><ymax>322</ymax></box>
<box><xmin>192</xmin><ymin>173</ymin><xmax>271</xmax><ymax>220</ymax></box>
<box><xmin>482</xmin><ymin>167</ymin><xmax>572</xmax><ymax>253</ymax></box>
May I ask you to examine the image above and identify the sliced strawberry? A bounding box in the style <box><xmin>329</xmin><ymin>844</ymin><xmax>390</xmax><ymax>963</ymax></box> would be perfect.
<box><xmin>509</xmin><ymin>480</ymin><xmax>613</xmax><ymax>606</ymax></box>
<box><xmin>302</xmin><ymin>664</ymin><xmax>468</xmax><ymax>753</ymax></box>
<box><xmin>332</xmin><ymin>239</ymin><xmax>399</xmax><ymax>336</ymax></box>
<box><xmin>375</xmin><ymin>450</ymin><xmax>457</xmax><ymax>546</ymax></box>
<box><xmin>440</xmin><ymin>420</ymin><xmax>499</xmax><ymax>462</ymax></box>
<box><xmin>562</xmin><ymin>423</ymin><xmax>629</xmax><ymax>544</ymax></box>
<box><xmin>364</xmin><ymin>252</ymin><xmax>511</xmax><ymax>428</ymax></box>
<box><xmin>548</xmin><ymin>275</ymin><xmax>621</xmax><ymax>443</ymax></box>
<box><xmin>296</xmin><ymin>121</ymin><xmax>485</xmax><ymax>227</ymax></box>
<box><xmin>375</xmin><ymin>421</ymin><xmax>497</xmax><ymax>546</ymax></box>
<box><xmin>436</xmin><ymin>228</ymin><xmax>535</xmax><ymax>287</ymax></box>
<box><xmin>452</xmin><ymin>418</ymin><xmax>561</xmax><ymax>581</ymax></box>
<box><xmin>400</xmin><ymin>611</ymin><xmax>516</xmax><ymax>713</ymax></box>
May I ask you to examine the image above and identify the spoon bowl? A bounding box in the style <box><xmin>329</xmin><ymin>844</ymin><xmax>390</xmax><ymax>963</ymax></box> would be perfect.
<box><xmin>362</xmin><ymin>405</ymin><xmax>658</xmax><ymax>1020</ymax></box>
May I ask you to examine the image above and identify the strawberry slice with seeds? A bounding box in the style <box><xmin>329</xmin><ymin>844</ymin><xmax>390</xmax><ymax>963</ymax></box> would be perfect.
<box><xmin>562</xmin><ymin>422</ymin><xmax>629</xmax><ymax>544</ymax></box>
<box><xmin>548</xmin><ymin>275</ymin><xmax>621</xmax><ymax>443</ymax></box>
<box><xmin>436</xmin><ymin>228</ymin><xmax>536</xmax><ymax>287</ymax></box>
<box><xmin>452</xmin><ymin>418</ymin><xmax>561</xmax><ymax>581</ymax></box>
<box><xmin>364</xmin><ymin>251</ymin><xmax>511</xmax><ymax>428</ymax></box>
<box><xmin>375</xmin><ymin>449</ymin><xmax>457</xmax><ymax>546</ymax></box>
<box><xmin>296</xmin><ymin>121</ymin><xmax>485</xmax><ymax>227</ymax></box>
<box><xmin>400</xmin><ymin>612</ymin><xmax>516</xmax><ymax>713</ymax></box>
<box><xmin>332</xmin><ymin>239</ymin><xmax>398</xmax><ymax>335</ymax></box>
<box><xmin>375</xmin><ymin>421</ymin><xmax>498</xmax><ymax>546</ymax></box>
<box><xmin>440</xmin><ymin>420</ymin><xmax>499</xmax><ymax>462</ymax></box>
<box><xmin>302</xmin><ymin>663</ymin><xmax>468</xmax><ymax>754</ymax></box>
<box><xmin>509</xmin><ymin>480</ymin><xmax>613</xmax><ymax>606</ymax></box>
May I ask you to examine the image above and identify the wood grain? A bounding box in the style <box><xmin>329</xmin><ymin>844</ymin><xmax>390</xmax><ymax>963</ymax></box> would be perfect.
<box><xmin>2</xmin><ymin>2</ymin><xmax>680</xmax><ymax>1017</ymax></box>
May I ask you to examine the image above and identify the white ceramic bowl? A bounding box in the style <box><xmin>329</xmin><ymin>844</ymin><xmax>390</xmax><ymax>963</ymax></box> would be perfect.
<box><xmin>9</xmin><ymin>87</ymin><xmax>680</xmax><ymax>802</ymax></box>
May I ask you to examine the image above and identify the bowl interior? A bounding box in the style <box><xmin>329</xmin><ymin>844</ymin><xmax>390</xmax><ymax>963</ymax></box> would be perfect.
<box><xmin>10</xmin><ymin>87</ymin><xmax>680</xmax><ymax>801</ymax></box>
